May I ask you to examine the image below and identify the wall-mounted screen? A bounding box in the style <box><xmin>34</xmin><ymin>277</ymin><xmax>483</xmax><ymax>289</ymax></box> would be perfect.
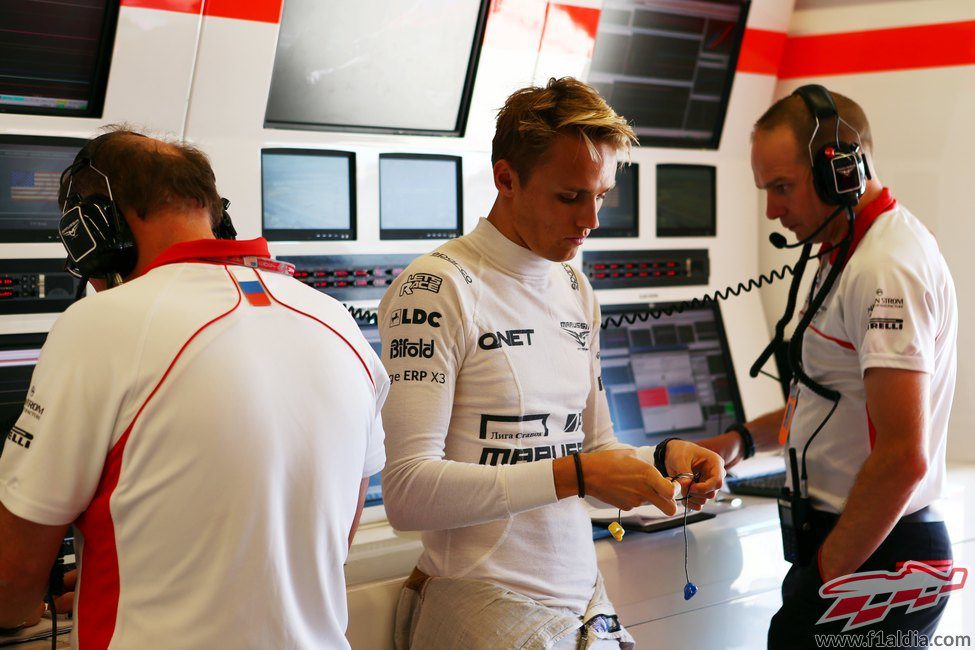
<box><xmin>265</xmin><ymin>0</ymin><xmax>490</xmax><ymax>136</ymax></box>
<box><xmin>0</xmin><ymin>1</ymin><xmax>118</xmax><ymax>117</ymax></box>
<box><xmin>656</xmin><ymin>164</ymin><xmax>716</xmax><ymax>237</ymax></box>
<box><xmin>261</xmin><ymin>149</ymin><xmax>356</xmax><ymax>241</ymax></box>
<box><xmin>591</xmin><ymin>163</ymin><xmax>638</xmax><ymax>238</ymax></box>
<box><xmin>589</xmin><ymin>0</ymin><xmax>750</xmax><ymax>149</ymax></box>
<box><xmin>599</xmin><ymin>302</ymin><xmax>743</xmax><ymax>446</ymax></box>
<box><xmin>0</xmin><ymin>135</ymin><xmax>86</xmax><ymax>243</ymax></box>
<box><xmin>379</xmin><ymin>154</ymin><xmax>462</xmax><ymax>240</ymax></box>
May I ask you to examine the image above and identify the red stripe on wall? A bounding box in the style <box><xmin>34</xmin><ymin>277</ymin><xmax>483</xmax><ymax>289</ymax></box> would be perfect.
<box><xmin>737</xmin><ymin>28</ymin><xmax>787</xmax><ymax>75</ymax></box>
<box><xmin>121</xmin><ymin>0</ymin><xmax>282</xmax><ymax>23</ymax></box>
<box><xmin>779</xmin><ymin>20</ymin><xmax>975</xmax><ymax>79</ymax></box>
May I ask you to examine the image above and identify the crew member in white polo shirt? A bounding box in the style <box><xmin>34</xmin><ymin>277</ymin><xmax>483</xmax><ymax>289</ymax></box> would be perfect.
<box><xmin>0</xmin><ymin>128</ymin><xmax>388</xmax><ymax>648</ymax></box>
<box><xmin>700</xmin><ymin>87</ymin><xmax>957</xmax><ymax>648</ymax></box>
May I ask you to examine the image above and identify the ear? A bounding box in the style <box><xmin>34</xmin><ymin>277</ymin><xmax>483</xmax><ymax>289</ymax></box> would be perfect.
<box><xmin>493</xmin><ymin>159</ymin><xmax>519</xmax><ymax>198</ymax></box>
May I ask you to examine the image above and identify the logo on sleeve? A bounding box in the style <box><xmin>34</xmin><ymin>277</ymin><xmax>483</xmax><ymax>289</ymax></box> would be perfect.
<box><xmin>867</xmin><ymin>289</ymin><xmax>905</xmax><ymax>330</ymax></box>
<box><xmin>564</xmin><ymin>413</ymin><xmax>583</xmax><ymax>432</ymax></box>
<box><xmin>399</xmin><ymin>273</ymin><xmax>443</xmax><ymax>296</ymax></box>
<box><xmin>389</xmin><ymin>338</ymin><xmax>435</xmax><ymax>359</ymax></box>
<box><xmin>560</xmin><ymin>321</ymin><xmax>591</xmax><ymax>350</ymax></box>
<box><xmin>479</xmin><ymin>413</ymin><xmax>550</xmax><ymax>440</ymax></box>
<box><xmin>389</xmin><ymin>308</ymin><xmax>442</xmax><ymax>329</ymax></box>
<box><xmin>6</xmin><ymin>425</ymin><xmax>34</xmax><ymax>450</ymax></box>
<box><xmin>430</xmin><ymin>252</ymin><xmax>473</xmax><ymax>285</ymax></box>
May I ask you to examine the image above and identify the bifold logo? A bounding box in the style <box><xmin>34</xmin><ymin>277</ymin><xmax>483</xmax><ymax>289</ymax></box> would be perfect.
<box><xmin>478</xmin><ymin>329</ymin><xmax>534</xmax><ymax>350</ymax></box>
<box><xmin>388</xmin><ymin>338</ymin><xmax>435</xmax><ymax>359</ymax></box>
<box><xmin>817</xmin><ymin>560</ymin><xmax>968</xmax><ymax>632</ymax></box>
<box><xmin>389</xmin><ymin>308</ymin><xmax>441</xmax><ymax>328</ymax></box>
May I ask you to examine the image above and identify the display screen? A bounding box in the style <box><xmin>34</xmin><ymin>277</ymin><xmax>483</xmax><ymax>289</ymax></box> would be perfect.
<box><xmin>0</xmin><ymin>1</ymin><xmax>118</xmax><ymax>117</ymax></box>
<box><xmin>656</xmin><ymin>164</ymin><xmax>716</xmax><ymax>237</ymax></box>
<box><xmin>591</xmin><ymin>163</ymin><xmax>638</xmax><ymax>238</ymax></box>
<box><xmin>0</xmin><ymin>334</ymin><xmax>45</xmax><ymax>459</ymax></box>
<box><xmin>379</xmin><ymin>154</ymin><xmax>462</xmax><ymax>240</ymax></box>
<box><xmin>589</xmin><ymin>0</ymin><xmax>749</xmax><ymax>149</ymax></box>
<box><xmin>261</xmin><ymin>149</ymin><xmax>356</xmax><ymax>241</ymax></box>
<box><xmin>265</xmin><ymin>0</ymin><xmax>490</xmax><ymax>135</ymax></box>
<box><xmin>599</xmin><ymin>302</ymin><xmax>743</xmax><ymax>446</ymax></box>
<box><xmin>0</xmin><ymin>136</ymin><xmax>86</xmax><ymax>243</ymax></box>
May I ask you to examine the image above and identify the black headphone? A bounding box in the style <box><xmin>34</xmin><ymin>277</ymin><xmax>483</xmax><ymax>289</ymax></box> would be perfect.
<box><xmin>792</xmin><ymin>84</ymin><xmax>871</xmax><ymax>207</ymax></box>
<box><xmin>58</xmin><ymin>153</ymin><xmax>237</xmax><ymax>283</ymax></box>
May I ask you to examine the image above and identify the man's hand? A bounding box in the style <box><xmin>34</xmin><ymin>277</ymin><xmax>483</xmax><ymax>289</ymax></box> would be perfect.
<box><xmin>554</xmin><ymin>449</ymin><xmax>679</xmax><ymax>516</ymax></box>
<box><xmin>663</xmin><ymin>440</ymin><xmax>725</xmax><ymax>510</ymax></box>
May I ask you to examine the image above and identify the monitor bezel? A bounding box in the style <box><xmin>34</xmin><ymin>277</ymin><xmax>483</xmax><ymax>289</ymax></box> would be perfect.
<box><xmin>378</xmin><ymin>153</ymin><xmax>463</xmax><ymax>241</ymax></box>
<box><xmin>0</xmin><ymin>134</ymin><xmax>87</xmax><ymax>243</ymax></box>
<box><xmin>260</xmin><ymin>148</ymin><xmax>358</xmax><ymax>242</ymax></box>
<box><xmin>592</xmin><ymin>0</ymin><xmax>751</xmax><ymax>150</ymax></box>
<box><xmin>655</xmin><ymin>163</ymin><xmax>717</xmax><ymax>238</ymax></box>
<box><xmin>264</xmin><ymin>0</ymin><xmax>490</xmax><ymax>137</ymax></box>
<box><xmin>599</xmin><ymin>300</ymin><xmax>746</xmax><ymax>437</ymax></box>
<box><xmin>590</xmin><ymin>162</ymin><xmax>639</xmax><ymax>239</ymax></box>
<box><xmin>0</xmin><ymin>1</ymin><xmax>119</xmax><ymax>118</ymax></box>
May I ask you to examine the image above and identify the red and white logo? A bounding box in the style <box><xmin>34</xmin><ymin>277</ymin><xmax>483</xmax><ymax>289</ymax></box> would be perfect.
<box><xmin>817</xmin><ymin>561</ymin><xmax>967</xmax><ymax>631</ymax></box>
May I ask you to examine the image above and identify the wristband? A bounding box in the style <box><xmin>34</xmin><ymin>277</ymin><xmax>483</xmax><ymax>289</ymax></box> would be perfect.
<box><xmin>725</xmin><ymin>423</ymin><xmax>755</xmax><ymax>460</ymax></box>
<box><xmin>572</xmin><ymin>452</ymin><xmax>585</xmax><ymax>498</ymax></box>
<box><xmin>654</xmin><ymin>437</ymin><xmax>682</xmax><ymax>477</ymax></box>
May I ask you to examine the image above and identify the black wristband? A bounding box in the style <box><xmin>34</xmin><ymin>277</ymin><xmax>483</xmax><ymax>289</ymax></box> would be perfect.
<box><xmin>725</xmin><ymin>423</ymin><xmax>756</xmax><ymax>460</ymax></box>
<box><xmin>572</xmin><ymin>452</ymin><xmax>585</xmax><ymax>498</ymax></box>
<box><xmin>654</xmin><ymin>437</ymin><xmax>682</xmax><ymax>476</ymax></box>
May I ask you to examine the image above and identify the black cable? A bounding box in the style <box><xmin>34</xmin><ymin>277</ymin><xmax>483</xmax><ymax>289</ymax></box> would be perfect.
<box><xmin>600</xmin><ymin>261</ymin><xmax>800</xmax><ymax>329</ymax></box>
<box><xmin>682</xmin><ymin>495</ymin><xmax>691</xmax><ymax>586</ymax></box>
<box><xmin>344</xmin><ymin>305</ymin><xmax>378</xmax><ymax>324</ymax></box>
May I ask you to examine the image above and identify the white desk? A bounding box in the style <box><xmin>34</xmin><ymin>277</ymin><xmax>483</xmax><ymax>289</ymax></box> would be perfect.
<box><xmin>346</xmin><ymin>464</ymin><xmax>975</xmax><ymax>649</ymax></box>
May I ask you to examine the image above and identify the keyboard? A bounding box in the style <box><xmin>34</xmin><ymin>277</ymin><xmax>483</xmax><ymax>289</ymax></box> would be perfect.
<box><xmin>726</xmin><ymin>470</ymin><xmax>787</xmax><ymax>498</ymax></box>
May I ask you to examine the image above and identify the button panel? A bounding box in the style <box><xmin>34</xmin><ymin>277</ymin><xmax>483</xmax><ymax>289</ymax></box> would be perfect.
<box><xmin>0</xmin><ymin>259</ymin><xmax>81</xmax><ymax>315</ymax></box>
<box><xmin>582</xmin><ymin>249</ymin><xmax>709</xmax><ymax>290</ymax></box>
<box><xmin>279</xmin><ymin>254</ymin><xmax>417</xmax><ymax>301</ymax></box>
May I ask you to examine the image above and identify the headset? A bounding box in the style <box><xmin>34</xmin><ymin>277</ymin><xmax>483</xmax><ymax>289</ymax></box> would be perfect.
<box><xmin>58</xmin><ymin>152</ymin><xmax>237</xmax><ymax>291</ymax></box>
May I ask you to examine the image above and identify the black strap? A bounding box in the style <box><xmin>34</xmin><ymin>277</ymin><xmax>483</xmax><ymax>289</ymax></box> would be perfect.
<box><xmin>654</xmin><ymin>438</ymin><xmax>681</xmax><ymax>476</ymax></box>
<box><xmin>572</xmin><ymin>452</ymin><xmax>585</xmax><ymax>498</ymax></box>
<box><xmin>725</xmin><ymin>423</ymin><xmax>755</xmax><ymax>460</ymax></box>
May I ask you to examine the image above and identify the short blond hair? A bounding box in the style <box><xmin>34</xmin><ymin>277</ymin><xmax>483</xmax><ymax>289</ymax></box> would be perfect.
<box><xmin>492</xmin><ymin>77</ymin><xmax>637</xmax><ymax>182</ymax></box>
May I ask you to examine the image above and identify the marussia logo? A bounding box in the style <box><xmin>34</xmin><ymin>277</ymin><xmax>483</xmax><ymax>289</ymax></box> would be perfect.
<box><xmin>560</xmin><ymin>321</ymin><xmax>590</xmax><ymax>349</ymax></box>
<box><xmin>817</xmin><ymin>561</ymin><xmax>967</xmax><ymax>632</ymax></box>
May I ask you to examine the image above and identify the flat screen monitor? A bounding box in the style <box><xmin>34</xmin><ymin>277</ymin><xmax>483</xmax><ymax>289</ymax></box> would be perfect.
<box><xmin>599</xmin><ymin>302</ymin><xmax>743</xmax><ymax>447</ymax></box>
<box><xmin>379</xmin><ymin>154</ymin><xmax>462</xmax><ymax>240</ymax></box>
<box><xmin>589</xmin><ymin>0</ymin><xmax>750</xmax><ymax>149</ymax></box>
<box><xmin>656</xmin><ymin>164</ymin><xmax>716</xmax><ymax>237</ymax></box>
<box><xmin>357</xmin><ymin>318</ymin><xmax>384</xmax><ymax>507</ymax></box>
<box><xmin>0</xmin><ymin>333</ymin><xmax>45</xmax><ymax>459</ymax></box>
<box><xmin>0</xmin><ymin>1</ymin><xmax>118</xmax><ymax>117</ymax></box>
<box><xmin>0</xmin><ymin>135</ymin><xmax>86</xmax><ymax>243</ymax></box>
<box><xmin>261</xmin><ymin>149</ymin><xmax>356</xmax><ymax>242</ymax></box>
<box><xmin>591</xmin><ymin>163</ymin><xmax>638</xmax><ymax>238</ymax></box>
<box><xmin>265</xmin><ymin>0</ymin><xmax>490</xmax><ymax>136</ymax></box>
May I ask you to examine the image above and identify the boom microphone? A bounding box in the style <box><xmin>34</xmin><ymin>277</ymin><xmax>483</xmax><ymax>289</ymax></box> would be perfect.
<box><xmin>768</xmin><ymin>205</ymin><xmax>847</xmax><ymax>249</ymax></box>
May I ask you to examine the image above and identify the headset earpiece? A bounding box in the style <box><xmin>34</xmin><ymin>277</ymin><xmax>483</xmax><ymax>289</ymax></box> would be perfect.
<box><xmin>793</xmin><ymin>84</ymin><xmax>867</xmax><ymax>207</ymax></box>
<box><xmin>213</xmin><ymin>197</ymin><xmax>237</xmax><ymax>240</ymax></box>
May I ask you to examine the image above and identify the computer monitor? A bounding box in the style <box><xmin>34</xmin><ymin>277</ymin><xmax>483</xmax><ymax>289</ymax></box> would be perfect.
<box><xmin>0</xmin><ymin>333</ymin><xmax>46</xmax><ymax>459</ymax></box>
<box><xmin>656</xmin><ymin>164</ymin><xmax>716</xmax><ymax>237</ymax></box>
<box><xmin>0</xmin><ymin>2</ymin><xmax>118</xmax><ymax>117</ymax></box>
<box><xmin>590</xmin><ymin>163</ymin><xmax>639</xmax><ymax>238</ymax></box>
<box><xmin>0</xmin><ymin>135</ymin><xmax>86</xmax><ymax>243</ymax></box>
<box><xmin>589</xmin><ymin>0</ymin><xmax>750</xmax><ymax>149</ymax></box>
<box><xmin>357</xmin><ymin>318</ymin><xmax>384</xmax><ymax>506</ymax></box>
<box><xmin>265</xmin><ymin>0</ymin><xmax>490</xmax><ymax>136</ymax></box>
<box><xmin>599</xmin><ymin>302</ymin><xmax>744</xmax><ymax>447</ymax></box>
<box><xmin>379</xmin><ymin>154</ymin><xmax>463</xmax><ymax>240</ymax></box>
<box><xmin>261</xmin><ymin>149</ymin><xmax>356</xmax><ymax>241</ymax></box>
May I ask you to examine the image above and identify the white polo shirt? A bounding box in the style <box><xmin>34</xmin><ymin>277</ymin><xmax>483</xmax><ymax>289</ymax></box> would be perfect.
<box><xmin>788</xmin><ymin>190</ymin><xmax>957</xmax><ymax>515</ymax></box>
<box><xmin>0</xmin><ymin>238</ymin><xmax>388</xmax><ymax>649</ymax></box>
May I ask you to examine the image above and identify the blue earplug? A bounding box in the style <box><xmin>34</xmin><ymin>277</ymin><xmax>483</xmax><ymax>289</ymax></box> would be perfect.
<box><xmin>683</xmin><ymin>582</ymin><xmax>698</xmax><ymax>600</ymax></box>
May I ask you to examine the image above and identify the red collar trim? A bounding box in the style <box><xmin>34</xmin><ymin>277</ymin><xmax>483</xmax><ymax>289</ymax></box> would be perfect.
<box><xmin>825</xmin><ymin>188</ymin><xmax>896</xmax><ymax>264</ymax></box>
<box><xmin>142</xmin><ymin>238</ymin><xmax>272</xmax><ymax>275</ymax></box>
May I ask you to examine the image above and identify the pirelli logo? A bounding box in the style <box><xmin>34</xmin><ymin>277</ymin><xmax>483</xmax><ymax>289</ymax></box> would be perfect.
<box><xmin>7</xmin><ymin>426</ymin><xmax>34</xmax><ymax>450</ymax></box>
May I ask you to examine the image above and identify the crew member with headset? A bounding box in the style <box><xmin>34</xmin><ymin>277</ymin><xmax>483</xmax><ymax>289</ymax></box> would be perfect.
<box><xmin>700</xmin><ymin>86</ymin><xmax>958</xmax><ymax>647</ymax></box>
<box><xmin>0</xmin><ymin>128</ymin><xmax>388</xmax><ymax>648</ymax></box>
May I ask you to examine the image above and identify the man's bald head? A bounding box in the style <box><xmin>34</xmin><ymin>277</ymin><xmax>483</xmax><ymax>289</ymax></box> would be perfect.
<box><xmin>59</xmin><ymin>126</ymin><xmax>222</xmax><ymax>227</ymax></box>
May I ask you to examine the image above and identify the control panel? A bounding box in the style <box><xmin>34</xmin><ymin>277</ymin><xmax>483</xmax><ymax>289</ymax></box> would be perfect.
<box><xmin>0</xmin><ymin>259</ymin><xmax>81</xmax><ymax>315</ymax></box>
<box><xmin>581</xmin><ymin>249</ymin><xmax>709</xmax><ymax>290</ymax></box>
<box><xmin>278</xmin><ymin>254</ymin><xmax>417</xmax><ymax>301</ymax></box>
